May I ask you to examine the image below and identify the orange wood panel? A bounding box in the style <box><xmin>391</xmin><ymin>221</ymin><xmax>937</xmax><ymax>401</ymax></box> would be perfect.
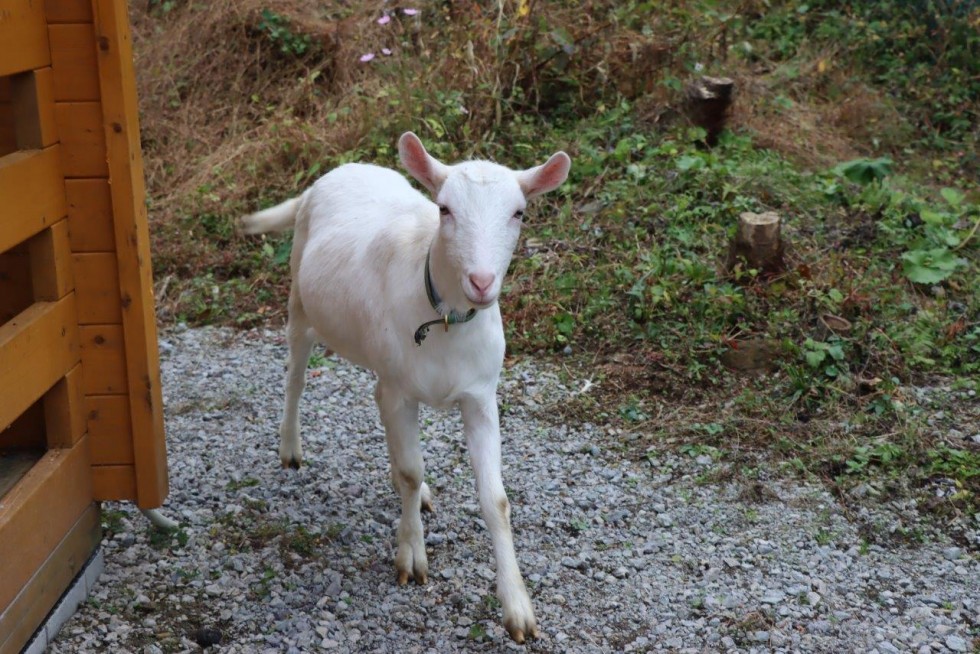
<box><xmin>86</xmin><ymin>394</ymin><xmax>134</xmax><ymax>465</ymax></box>
<box><xmin>0</xmin><ymin>437</ymin><xmax>92</xmax><ymax>613</ymax></box>
<box><xmin>49</xmin><ymin>23</ymin><xmax>100</xmax><ymax>102</ymax></box>
<box><xmin>0</xmin><ymin>146</ymin><xmax>68</xmax><ymax>254</ymax></box>
<box><xmin>0</xmin><ymin>0</ymin><xmax>50</xmax><ymax>77</ymax></box>
<box><xmin>0</xmin><ymin>247</ymin><xmax>32</xmax><ymax>325</ymax></box>
<box><xmin>0</xmin><ymin>504</ymin><xmax>99</xmax><ymax>654</ymax></box>
<box><xmin>0</xmin><ymin>295</ymin><xmax>81</xmax><ymax>433</ymax></box>
<box><xmin>44</xmin><ymin>0</ymin><xmax>94</xmax><ymax>23</ymax></box>
<box><xmin>65</xmin><ymin>179</ymin><xmax>115</xmax><ymax>252</ymax></box>
<box><xmin>93</xmin><ymin>0</ymin><xmax>169</xmax><ymax>508</ymax></box>
<box><xmin>11</xmin><ymin>68</ymin><xmax>59</xmax><ymax>149</ymax></box>
<box><xmin>72</xmin><ymin>252</ymin><xmax>122</xmax><ymax>324</ymax></box>
<box><xmin>54</xmin><ymin>102</ymin><xmax>107</xmax><ymax>178</ymax></box>
<box><xmin>91</xmin><ymin>464</ymin><xmax>135</xmax><ymax>501</ymax></box>
<box><xmin>79</xmin><ymin>324</ymin><xmax>127</xmax><ymax>395</ymax></box>
<box><xmin>44</xmin><ymin>365</ymin><xmax>86</xmax><ymax>448</ymax></box>
<box><xmin>29</xmin><ymin>219</ymin><xmax>75</xmax><ymax>301</ymax></box>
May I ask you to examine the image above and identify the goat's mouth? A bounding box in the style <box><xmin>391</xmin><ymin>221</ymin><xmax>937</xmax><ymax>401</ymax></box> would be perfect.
<box><xmin>464</xmin><ymin>289</ymin><xmax>498</xmax><ymax>309</ymax></box>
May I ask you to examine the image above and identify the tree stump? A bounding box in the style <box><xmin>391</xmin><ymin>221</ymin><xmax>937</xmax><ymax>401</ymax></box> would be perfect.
<box><xmin>684</xmin><ymin>76</ymin><xmax>734</xmax><ymax>146</ymax></box>
<box><xmin>726</xmin><ymin>211</ymin><xmax>785</xmax><ymax>278</ymax></box>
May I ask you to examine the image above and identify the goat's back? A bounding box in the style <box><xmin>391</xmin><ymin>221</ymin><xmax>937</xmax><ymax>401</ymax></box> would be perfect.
<box><xmin>292</xmin><ymin>163</ymin><xmax>442</xmax><ymax>372</ymax></box>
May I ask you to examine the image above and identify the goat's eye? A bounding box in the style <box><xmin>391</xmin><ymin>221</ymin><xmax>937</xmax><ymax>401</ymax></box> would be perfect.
<box><xmin>513</xmin><ymin>210</ymin><xmax>525</xmax><ymax>220</ymax></box>
<box><xmin>438</xmin><ymin>205</ymin><xmax>451</xmax><ymax>216</ymax></box>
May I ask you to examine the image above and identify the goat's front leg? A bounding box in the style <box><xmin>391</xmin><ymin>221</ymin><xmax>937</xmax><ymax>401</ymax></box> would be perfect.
<box><xmin>460</xmin><ymin>393</ymin><xmax>537</xmax><ymax>644</ymax></box>
<box><xmin>375</xmin><ymin>381</ymin><xmax>428</xmax><ymax>585</ymax></box>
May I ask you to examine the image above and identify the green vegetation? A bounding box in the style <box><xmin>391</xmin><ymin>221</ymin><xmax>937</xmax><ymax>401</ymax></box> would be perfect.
<box><xmin>135</xmin><ymin>2</ymin><xmax>978</xmax><ymax>527</ymax></box>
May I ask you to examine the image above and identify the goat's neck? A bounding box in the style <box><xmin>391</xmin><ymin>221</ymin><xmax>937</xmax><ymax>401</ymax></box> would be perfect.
<box><xmin>426</xmin><ymin>235</ymin><xmax>470</xmax><ymax>317</ymax></box>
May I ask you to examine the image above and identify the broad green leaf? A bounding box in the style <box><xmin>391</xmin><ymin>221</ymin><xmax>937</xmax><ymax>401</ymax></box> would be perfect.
<box><xmin>805</xmin><ymin>350</ymin><xmax>826</xmax><ymax>367</ymax></box>
<box><xmin>919</xmin><ymin>209</ymin><xmax>947</xmax><ymax>226</ymax></box>
<box><xmin>676</xmin><ymin>155</ymin><xmax>705</xmax><ymax>172</ymax></box>
<box><xmin>940</xmin><ymin>187</ymin><xmax>964</xmax><ymax>207</ymax></box>
<box><xmin>901</xmin><ymin>248</ymin><xmax>967</xmax><ymax>284</ymax></box>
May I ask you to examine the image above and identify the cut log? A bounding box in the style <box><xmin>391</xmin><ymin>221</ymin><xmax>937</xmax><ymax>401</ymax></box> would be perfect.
<box><xmin>685</xmin><ymin>76</ymin><xmax>734</xmax><ymax>146</ymax></box>
<box><xmin>726</xmin><ymin>211</ymin><xmax>785</xmax><ymax>278</ymax></box>
<box><xmin>817</xmin><ymin>313</ymin><xmax>852</xmax><ymax>340</ymax></box>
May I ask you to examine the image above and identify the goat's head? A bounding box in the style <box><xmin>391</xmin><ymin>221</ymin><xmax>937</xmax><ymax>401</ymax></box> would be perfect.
<box><xmin>398</xmin><ymin>132</ymin><xmax>571</xmax><ymax>309</ymax></box>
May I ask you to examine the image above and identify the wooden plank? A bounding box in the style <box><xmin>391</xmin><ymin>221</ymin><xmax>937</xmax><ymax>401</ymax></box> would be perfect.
<box><xmin>54</xmin><ymin>102</ymin><xmax>107</xmax><ymax>178</ymax></box>
<box><xmin>0</xmin><ymin>147</ymin><xmax>68</xmax><ymax>254</ymax></box>
<box><xmin>49</xmin><ymin>23</ymin><xmax>100</xmax><ymax>102</ymax></box>
<box><xmin>44</xmin><ymin>365</ymin><xmax>86</xmax><ymax>448</ymax></box>
<box><xmin>0</xmin><ymin>0</ymin><xmax>50</xmax><ymax>77</ymax></box>
<box><xmin>0</xmin><ymin>452</ymin><xmax>42</xmax><ymax>500</ymax></box>
<box><xmin>11</xmin><ymin>68</ymin><xmax>59</xmax><ymax>149</ymax></box>
<box><xmin>93</xmin><ymin>0</ymin><xmax>169</xmax><ymax>508</ymax></box>
<box><xmin>91</xmin><ymin>464</ymin><xmax>135</xmax><ymax>501</ymax></box>
<box><xmin>72</xmin><ymin>253</ymin><xmax>122</xmax><ymax>324</ymax></box>
<box><xmin>0</xmin><ymin>504</ymin><xmax>99</xmax><ymax>654</ymax></box>
<box><xmin>0</xmin><ymin>247</ymin><xmax>33</xmax><ymax>326</ymax></box>
<box><xmin>0</xmin><ymin>436</ymin><xmax>92</xmax><ymax>613</ymax></box>
<box><xmin>0</xmin><ymin>295</ymin><xmax>80</xmax><ymax>433</ymax></box>
<box><xmin>44</xmin><ymin>0</ymin><xmax>94</xmax><ymax>23</ymax></box>
<box><xmin>87</xmin><ymin>395</ymin><xmax>133</xmax><ymax>465</ymax></box>
<box><xmin>79</xmin><ymin>324</ymin><xmax>127</xmax><ymax>395</ymax></box>
<box><xmin>29</xmin><ymin>219</ymin><xmax>75</xmax><ymax>301</ymax></box>
<box><xmin>66</xmin><ymin>179</ymin><xmax>115</xmax><ymax>252</ymax></box>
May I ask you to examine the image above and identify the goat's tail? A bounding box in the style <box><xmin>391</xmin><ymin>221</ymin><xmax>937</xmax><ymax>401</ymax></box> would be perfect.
<box><xmin>240</xmin><ymin>196</ymin><xmax>301</xmax><ymax>234</ymax></box>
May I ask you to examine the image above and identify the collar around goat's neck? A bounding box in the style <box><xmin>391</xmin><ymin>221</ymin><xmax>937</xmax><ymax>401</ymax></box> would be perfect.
<box><xmin>414</xmin><ymin>248</ymin><xmax>477</xmax><ymax>346</ymax></box>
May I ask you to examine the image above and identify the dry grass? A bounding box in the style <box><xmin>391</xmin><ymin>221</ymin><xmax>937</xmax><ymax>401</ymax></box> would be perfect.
<box><xmin>131</xmin><ymin>0</ymin><xmax>948</xmax><ymax>324</ymax></box>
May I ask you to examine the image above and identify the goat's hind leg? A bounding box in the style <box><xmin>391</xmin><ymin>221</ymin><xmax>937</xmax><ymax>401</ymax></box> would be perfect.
<box><xmin>278</xmin><ymin>297</ymin><xmax>315</xmax><ymax>469</ymax></box>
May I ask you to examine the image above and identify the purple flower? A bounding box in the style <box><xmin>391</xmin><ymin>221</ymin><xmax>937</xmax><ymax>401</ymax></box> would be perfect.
<box><xmin>359</xmin><ymin>53</ymin><xmax>375</xmax><ymax>62</ymax></box>
<box><xmin>403</xmin><ymin>8</ymin><xmax>419</xmax><ymax>15</ymax></box>
<box><xmin>381</xmin><ymin>48</ymin><xmax>392</xmax><ymax>56</ymax></box>
<box><xmin>377</xmin><ymin>14</ymin><xmax>391</xmax><ymax>25</ymax></box>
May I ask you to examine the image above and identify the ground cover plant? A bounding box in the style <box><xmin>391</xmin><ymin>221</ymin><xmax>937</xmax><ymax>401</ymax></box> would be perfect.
<box><xmin>134</xmin><ymin>1</ymin><xmax>979</xmax><ymax>540</ymax></box>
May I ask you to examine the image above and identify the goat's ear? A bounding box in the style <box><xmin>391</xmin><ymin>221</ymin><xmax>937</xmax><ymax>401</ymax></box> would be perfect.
<box><xmin>398</xmin><ymin>132</ymin><xmax>449</xmax><ymax>195</ymax></box>
<box><xmin>517</xmin><ymin>151</ymin><xmax>571</xmax><ymax>200</ymax></box>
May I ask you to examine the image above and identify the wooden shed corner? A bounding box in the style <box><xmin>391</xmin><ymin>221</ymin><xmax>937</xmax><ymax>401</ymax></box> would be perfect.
<box><xmin>1</xmin><ymin>0</ymin><xmax>168</xmax><ymax>651</ymax></box>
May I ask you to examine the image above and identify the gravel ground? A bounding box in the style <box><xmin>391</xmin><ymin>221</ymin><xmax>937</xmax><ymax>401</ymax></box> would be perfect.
<box><xmin>49</xmin><ymin>327</ymin><xmax>978</xmax><ymax>653</ymax></box>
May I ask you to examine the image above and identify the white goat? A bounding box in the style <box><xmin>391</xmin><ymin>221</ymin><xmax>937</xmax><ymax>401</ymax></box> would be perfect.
<box><xmin>241</xmin><ymin>133</ymin><xmax>570</xmax><ymax>643</ymax></box>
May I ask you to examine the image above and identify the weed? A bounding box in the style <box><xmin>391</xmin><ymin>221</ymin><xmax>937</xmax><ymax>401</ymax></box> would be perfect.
<box><xmin>257</xmin><ymin>9</ymin><xmax>313</xmax><ymax>57</ymax></box>
<box><xmin>308</xmin><ymin>350</ymin><xmax>327</xmax><ymax>368</ymax></box>
<box><xmin>226</xmin><ymin>477</ymin><xmax>260</xmax><ymax>492</ymax></box>
<box><xmin>467</xmin><ymin>623</ymin><xmax>487</xmax><ymax>641</ymax></box>
<box><xmin>102</xmin><ymin>508</ymin><xmax>126</xmax><ymax>536</ymax></box>
<box><xmin>814</xmin><ymin>529</ymin><xmax>834</xmax><ymax>546</ymax></box>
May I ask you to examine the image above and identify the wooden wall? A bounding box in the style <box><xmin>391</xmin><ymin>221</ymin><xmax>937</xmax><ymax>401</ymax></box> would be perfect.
<box><xmin>0</xmin><ymin>1</ymin><xmax>167</xmax><ymax>650</ymax></box>
<box><xmin>47</xmin><ymin>0</ymin><xmax>168</xmax><ymax>507</ymax></box>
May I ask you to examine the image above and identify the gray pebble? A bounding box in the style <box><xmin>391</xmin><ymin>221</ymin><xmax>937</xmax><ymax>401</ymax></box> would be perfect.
<box><xmin>42</xmin><ymin>327</ymin><xmax>980</xmax><ymax>654</ymax></box>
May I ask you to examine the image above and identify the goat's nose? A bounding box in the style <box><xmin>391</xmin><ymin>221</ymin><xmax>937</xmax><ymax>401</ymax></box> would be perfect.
<box><xmin>468</xmin><ymin>272</ymin><xmax>495</xmax><ymax>294</ymax></box>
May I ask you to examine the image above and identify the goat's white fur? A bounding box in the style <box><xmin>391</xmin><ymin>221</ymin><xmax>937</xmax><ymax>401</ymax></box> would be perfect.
<box><xmin>241</xmin><ymin>133</ymin><xmax>570</xmax><ymax>643</ymax></box>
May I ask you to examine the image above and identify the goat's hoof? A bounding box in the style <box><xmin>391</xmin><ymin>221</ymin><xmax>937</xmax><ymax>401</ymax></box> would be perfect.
<box><xmin>505</xmin><ymin>624</ymin><xmax>540</xmax><ymax>645</ymax></box>
<box><xmin>281</xmin><ymin>457</ymin><xmax>302</xmax><ymax>470</ymax></box>
<box><xmin>395</xmin><ymin>543</ymin><xmax>428</xmax><ymax>586</ymax></box>
<box><xmin>395</xmin><ymin>568</ymin><xmax>428</xmax><ymax>586</ymax></box>
<box><xmin>504</xmin><ymin>606</ymin><xmax>539</xmax><ymax>645</ymax></box>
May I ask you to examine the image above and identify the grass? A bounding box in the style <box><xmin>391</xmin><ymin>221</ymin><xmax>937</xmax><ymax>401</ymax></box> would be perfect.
<box><xmin>134</xmin><ymin>1</ymin><xmax>979</xmax><ymax>535</ymax></box>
